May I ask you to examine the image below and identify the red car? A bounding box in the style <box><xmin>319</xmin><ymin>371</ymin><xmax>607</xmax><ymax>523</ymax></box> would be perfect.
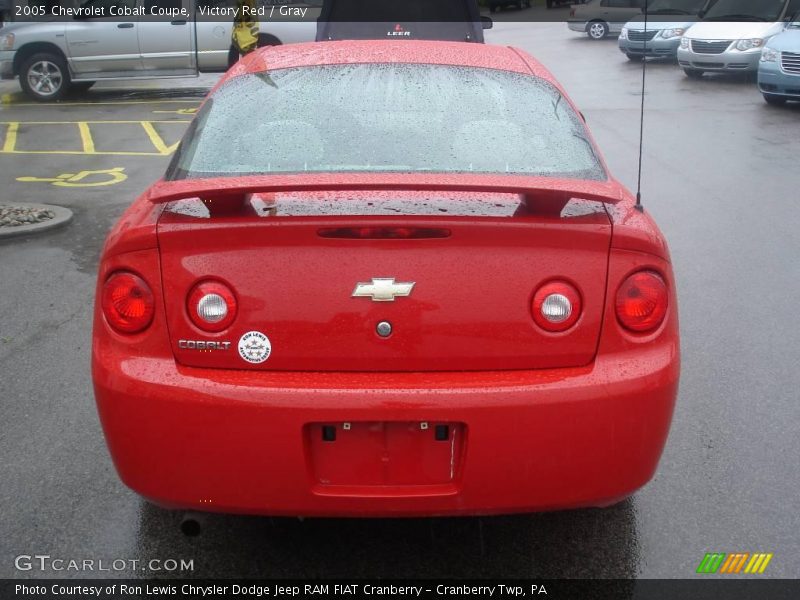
<box><xmin>92</xmin><ymin>40</ymin><xmax>679</xmax><ymax>517</ymax></box>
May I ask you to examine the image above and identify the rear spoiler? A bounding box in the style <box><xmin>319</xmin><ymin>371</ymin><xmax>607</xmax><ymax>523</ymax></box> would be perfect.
<box><xmin>147</xmin><ymin>173</ymin><xmax>623</xmax><ymax>214</ymax></box>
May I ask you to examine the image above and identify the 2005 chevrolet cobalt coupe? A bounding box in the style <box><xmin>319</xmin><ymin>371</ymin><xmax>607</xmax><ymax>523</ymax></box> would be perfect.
<box><xmin>92</xmin><ymin>41</ymin><xmax>679</xmax><ymax>517</ymax></box>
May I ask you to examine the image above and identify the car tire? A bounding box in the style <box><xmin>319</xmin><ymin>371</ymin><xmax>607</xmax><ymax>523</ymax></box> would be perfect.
<box><xmin>70</xmin><ymin>81</ymin><xmax>95</xmax><ymax>93</ymax></box>
<box><xmin>587</xmin><ymin>21</ymin><xmax>609</xmax><ymax>40</ymax></box>
<box><xmin>19</xmin><ymin>52</ymin><xmax>70</xmax><ymax>102</ymax></box>
<box><xmin>257</xmin><ymin>34</ymin><xmax>281</xmax><ymax>47</ymax></box>
<box><xmin>762</xmin><ymin>93</ymin><xmax>787</xmax><ymax>106</ymax></box>
<box><xmin>626</xmin><ymin>54</ymin><xmax>643</xmax><ymax>62</ymax></box>
<box><xmin>683</xmin><ymin>68</ymin><xmax>704</xmax><ymax>79</ymax></box>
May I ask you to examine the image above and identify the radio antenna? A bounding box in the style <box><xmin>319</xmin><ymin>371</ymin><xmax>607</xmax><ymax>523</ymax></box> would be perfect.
<box><xmin>635</xmin><ymin>0</ymin><xmax>649</xmax><ymax>213</ymax></box>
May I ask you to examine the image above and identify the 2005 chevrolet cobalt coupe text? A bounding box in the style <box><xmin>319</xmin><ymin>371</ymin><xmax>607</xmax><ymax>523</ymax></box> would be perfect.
<box><xmin>92</xmin><ymin>41</ymin><xmax>680</xmax><ymax>517</ymax></box>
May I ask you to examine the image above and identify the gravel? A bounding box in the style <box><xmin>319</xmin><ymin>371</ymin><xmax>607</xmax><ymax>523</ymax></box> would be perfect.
<box><xmin>0</xmin><ymin>205</ymin><xmax>56</xmax><ymax>228</ymax></box>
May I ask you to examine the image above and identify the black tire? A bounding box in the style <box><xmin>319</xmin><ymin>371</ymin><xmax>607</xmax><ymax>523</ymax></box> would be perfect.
<box><xmin>19</xmin><ymin>52</ymin><xmax>70</xmax><ymax>101</ymax></box>
<box><xmin>683</xmin><ymin>68</ymin><xmax>704</xmax><ymax>79</ymax></box>
<box><xmin>257</xmin><ymin>34</ymin><xmax>281</xmax><ymax>47</ymax></box>
<box><xmin>763</xmin><ymin>93</ymin><xmax>787</xmax><ymax>106</ymax></box>
<box><xmin>70</xmin><ymin>81</ymin><xmax>95</xmax><ymax>93</ymax></box>
<box><xmin>587</xmin><ymin>21</ymin><xmax>609</xmax><ymax>40</ymax></box>
<box><xmin>626</xmin><ymin>53</ymin><xmax>644</xmax><ymax>62</ymax></box>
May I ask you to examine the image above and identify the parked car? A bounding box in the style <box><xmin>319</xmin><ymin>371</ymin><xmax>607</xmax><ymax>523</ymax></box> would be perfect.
<box><xmin>316</xmin><ymin>0</ymin><xmax>491</xmax><ymax>43</ymax></box>
<box><xmin>568</xmin><ymin>0</ymin><xmax>646</xmax><ymax>40</ymax></box>
<box><xmin>92</xmin><ymin>40</ymin><xmax>679</xmax><ymax>517</ymax></box>
<box><xmin>0</xmin><ymin>0</ymin><xmax>320</xmax><ymax>101</ymax></box>
<box><xmin>547</xmin><ymin>0</ymin><xmax>581</xmax><ymax>8</ymax></box>
<box><xmin>758</xmin><ymin>16</ymin><xmax>800</xmax><ymax>104</ymax></box>
<box><xmin>489</xmin><ymin>0</ymin><xmax>531</xmax><ymax>13</ymax></box>
<box><xmin>678</xmin><ymin>0</ymin><xmax>800</xmax><ymax>78</ymax></box>
<box><xmin>618</xmin><ymin>0</ymin><xmax>712</xmax><ymax>61</ymax></box>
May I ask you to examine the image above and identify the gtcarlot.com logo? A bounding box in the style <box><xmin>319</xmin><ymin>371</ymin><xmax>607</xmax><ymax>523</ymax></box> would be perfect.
<box><xmin>15</xmin><ymin>554</ymin><xmax>194</xmax><ymax>573</ymax></box>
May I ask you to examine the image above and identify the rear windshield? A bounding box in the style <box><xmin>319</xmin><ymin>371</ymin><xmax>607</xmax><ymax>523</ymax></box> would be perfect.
<box><xmin>167</xmin><ymin>64</ymin><xmax>605</xmax><ymax>181</ymax></box>
<box><xmin>322</xmin><ymin>0</ymin><xmax>472</xmax><ymax>21</ymax></box>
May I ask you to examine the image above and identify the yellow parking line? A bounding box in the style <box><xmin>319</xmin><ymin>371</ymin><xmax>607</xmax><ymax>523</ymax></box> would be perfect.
<box><xmin>141</xmin><ymin>121</ymin><xmax>180</xmax><ymax>155</ymax></box>
<box><xmin>2</xmin><ymin>149</ymin><xmax>176</xmax><ymax>156</ymax></box>
<box><xmin>0</xmin><ymin>120</ymin><xmax>190</xmax><ymax>125</ymax></box>
<box><xmin>4</xmin><ymin>99</ymin><xmax>202</xmax><ymax>107</ymax></box>
<box><xmin>2</xmin><ymin>122</ymin><xmax>18</xmax><ymax>152</ymax></box>
<box><xmin>0</xmin><ymin>119</ymin><xmax>190</xmax><ymax>156</ymax></box>
<box><xmin>77</xmin><ymin>122</ymin><xmax>96</xmax><ymax>154</ymax></box>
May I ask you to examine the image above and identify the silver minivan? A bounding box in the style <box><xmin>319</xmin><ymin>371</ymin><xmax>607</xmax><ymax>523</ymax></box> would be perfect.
<box><xmin>678</xmin><ymin>0</ymin><xmax>800</xmax><ymax>77</ymax></box>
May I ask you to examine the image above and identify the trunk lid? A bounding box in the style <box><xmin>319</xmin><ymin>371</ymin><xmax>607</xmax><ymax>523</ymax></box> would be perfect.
<box><xmin>156</xmin><ymin>186</ymin><xmax>613</xmax><ymax>372</ymax></box>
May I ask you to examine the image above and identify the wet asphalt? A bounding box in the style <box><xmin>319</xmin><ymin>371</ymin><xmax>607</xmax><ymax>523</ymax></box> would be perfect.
<box><xmin>1</xmin><ymin>21</ymin><xmax>799</xmax><ymax>580</ymax></box>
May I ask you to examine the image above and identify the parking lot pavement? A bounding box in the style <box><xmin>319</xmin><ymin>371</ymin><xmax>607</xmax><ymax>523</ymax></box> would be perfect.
<box><xmin>1</xmin><ymin>23</ymin><xmax>799</xmax><ymax>580</ymax></box>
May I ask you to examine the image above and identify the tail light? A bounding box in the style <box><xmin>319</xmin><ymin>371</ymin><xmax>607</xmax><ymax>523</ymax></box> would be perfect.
<box><xmin>615</xmin><ymin>271</ymin><xmax>668</xmax><ymax>333</ymax></box>
<box><xmin>532</xmin><ymin>281</ymin><xmax>582</xmax><ymax>332</ymax></box>
<box><xmin>102</xmin><ymin>272</ymin><xmax>155</xmax><ymax>334</ymax></box>
<box><xmin>187</xmin><ymin>280</ymin><xmax>237</xmax><ymax>332</ymax></box>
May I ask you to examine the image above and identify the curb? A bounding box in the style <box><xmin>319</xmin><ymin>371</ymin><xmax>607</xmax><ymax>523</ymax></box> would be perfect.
<box><xmin>0</xmin><ymin>203</ymin><xmax>74</xmax><ymax>240</ymax></box>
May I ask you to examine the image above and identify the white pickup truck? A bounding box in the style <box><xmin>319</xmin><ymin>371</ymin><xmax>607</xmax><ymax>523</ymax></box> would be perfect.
<box><xmin>0</xmin><ymin>0</ymin><xmax>320</xmax><ymax>101</ymax></box>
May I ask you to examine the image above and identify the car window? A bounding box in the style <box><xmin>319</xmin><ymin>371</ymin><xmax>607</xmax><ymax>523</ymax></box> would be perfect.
<box><xmin>167</xmin><ymin>64</ymin><xmax>605</xmax><ymax>181</ymax></box>
<box><xmin>786</xmin><ymin>0</ymin><xmax>800</xmax><ymax>19</ymax></box>
<box><xmin>322</xmin><ymin>0</ymin><xmax>472</xmax><ymax>22</ymax></box>
<box><xmin>702</xmin><ymin>0</ymin><xmax>787</xmax><ymax>21</ymax></box>
<box><xmin>648</xmin><ymin>0</ymin><xmax>706</xmax><ymax>12</ymax></box>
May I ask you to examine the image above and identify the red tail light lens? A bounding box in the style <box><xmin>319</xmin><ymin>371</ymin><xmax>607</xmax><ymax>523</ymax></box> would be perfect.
<box><xmin>188</xmin><ymin>281</ymin><xmax>237</xmax><ymax>332</ymax></box>
<box><xmin>532</xmin><ymin>281</ymin><xmax>582</xmax><ymax>332</ymax></box>
<box><xmin>102</xmin><ymin>272</ymin><xmax>155</xmax><ymax>334</ymax></box>
<box><xmin>616</xmin><ymin>271</ymin><xmax>668</xmax><ymax>333</ymax></box>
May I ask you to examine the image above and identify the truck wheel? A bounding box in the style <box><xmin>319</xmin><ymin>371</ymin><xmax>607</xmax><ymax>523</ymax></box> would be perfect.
<box><xmin>20</xmin><ymin>52</ymin><xmax>70</xmax><ymax>102</ymax></box>
<box><xmin>588</xmin><ymin>21</ymin><xmax>609</xmax><ymax>40</ymax></box>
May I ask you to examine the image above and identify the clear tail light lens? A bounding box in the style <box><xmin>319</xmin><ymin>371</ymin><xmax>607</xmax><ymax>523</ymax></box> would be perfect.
<box><xmin>616</xmin><ymin>271</ymin><xmax>668</xmax><ymax>333</ymax></box>
<box><xmin>532</xmin><ymin>281</ymin><xmax>582</xmax><ymax>332</ymax></box>
<box><xmin>188</xmin><ymin>281</ymin><xmax>237</xmax><ymax>332</ymax></box>
<box><xmin>101</xmin><ymin>272</ymin><xmax>155</xmax><ymax>334</ymax></box>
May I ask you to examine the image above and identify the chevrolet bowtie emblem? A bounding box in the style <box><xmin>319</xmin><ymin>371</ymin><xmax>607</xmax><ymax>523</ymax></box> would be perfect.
<box><xmin>352</xmin><ymin>278</ymin><xmax>415</xmax><ymax>302</ymax></box>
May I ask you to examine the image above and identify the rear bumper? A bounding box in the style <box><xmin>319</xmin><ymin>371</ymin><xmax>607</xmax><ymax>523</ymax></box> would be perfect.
<box><xmin>677</xmin><ymin>46</ymin><xmax>761</xmax><ymax>72</ymax></box>
<box><xmin>0</xmin><ymin>50</ymin><xmax>15</xmax><ymax>79</ymax></box>
<box><xmin>93</xmin><ymin>345</ymin><xmax>679</xmax><ymax>517</ymax></box>
<box><xmin>568</xmin><ymin>21</ymin><xmax>587</xmax><ymax>33</ymax></box>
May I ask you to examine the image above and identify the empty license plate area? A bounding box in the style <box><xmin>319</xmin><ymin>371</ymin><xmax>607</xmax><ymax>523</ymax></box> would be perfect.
<box><xmin>306</xmin><ymin>422</ymin><xmax>466</xmax><ymax>491</ymax></box>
